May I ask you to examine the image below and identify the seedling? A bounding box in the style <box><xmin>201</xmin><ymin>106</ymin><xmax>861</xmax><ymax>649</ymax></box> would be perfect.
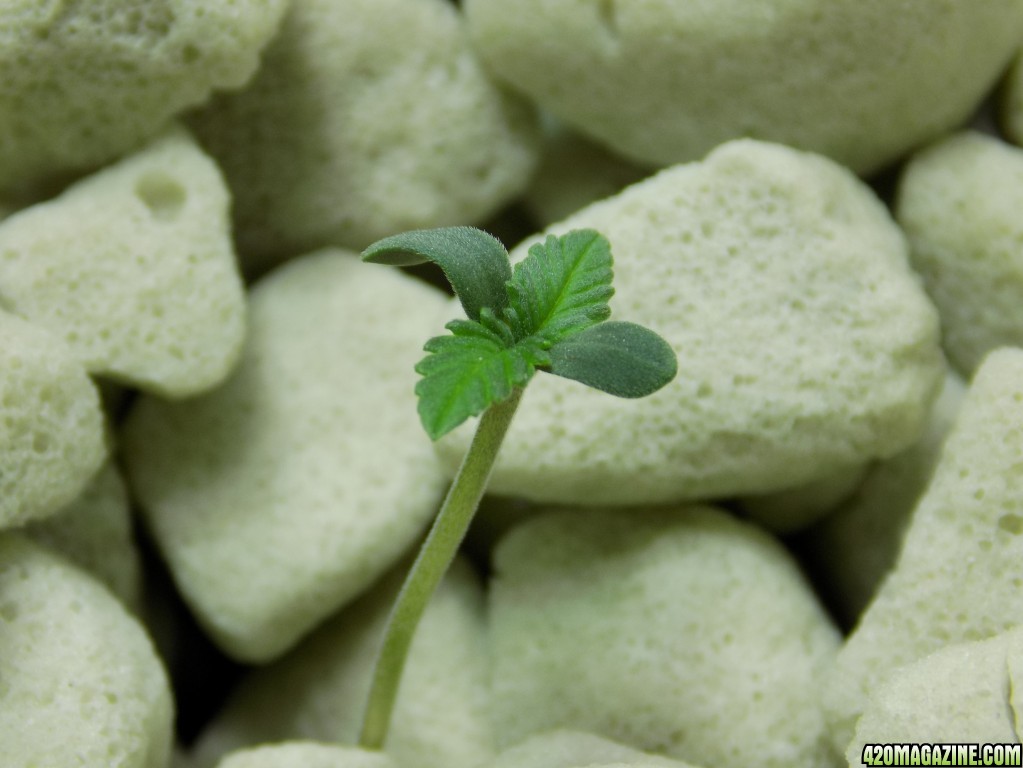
<box><xmin>357</xmin><ymin>226</ymin><xmax>677</xmax><ymax>748</ymax></box>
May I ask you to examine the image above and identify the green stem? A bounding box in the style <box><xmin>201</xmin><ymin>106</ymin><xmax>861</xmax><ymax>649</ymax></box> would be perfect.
<box><xmin>358</xmin><ymin>387</ymin><xmax>525</xmax><ymax>750</ymax></box>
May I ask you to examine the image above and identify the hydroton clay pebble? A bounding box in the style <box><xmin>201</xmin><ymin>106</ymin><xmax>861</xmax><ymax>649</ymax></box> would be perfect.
<box><xmin>464</xmin><ymin>0</ymin><xmax>1023</xmax><ymax>174</ymax></box>
<box><xmin>437</xmin><ymin>139</ymin><xmax>944</xmax><ymax>507</ymax></box>
<box><xmin>189</xmin><ymin>0</ymin><xmax>540</xmax><ymax>273</ymax></box>
<box><xmin>0</xmin><ymin>126</ymin><xmax>246</xmax><ymax>398</ymax></box>
<box><xmin>122</xmin><ymin>250</ymin><xmax>450</xmax><ymax>662</ymax></box>
<box><xmin>0</xmin><ymin>0</ymin><xmax>289</xmax><ymax>194</ymax></box>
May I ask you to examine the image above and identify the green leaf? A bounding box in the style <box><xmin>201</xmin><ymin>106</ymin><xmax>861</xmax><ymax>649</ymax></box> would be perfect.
<box><xmin>362</xmin><ymin>227</ymin><xmax>511</xmax><ymax>321</ymax></box>
<box><xmin>414</xmin><ymin>319</ymin><xmax>549</xmax><ymax>440</ymax></box>
<box><xmin>546</xmin><ymin>321</ymin><xmax>678</xmax><ymax>398</ymax></box>
<box><xmin>504</xmin><ymin>229</ymin><xmax>614</xmax><ymax>344</ymax></box>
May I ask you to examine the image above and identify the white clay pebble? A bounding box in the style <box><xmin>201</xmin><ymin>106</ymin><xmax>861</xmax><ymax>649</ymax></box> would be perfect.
<box><xmin>487</xmin><ymin>730</ymin><xmax>700</xmax><ymax>768</ymax></box>
<box><xmin>0</xmin><ymin>126</ymin><xmax>246</xmax><ymax>398</ymax></box>
<box><xmin>189</xmin><ymin>0</ymin><xmax>540</xmax><ymax>273</ymax></box>
<box><xmin>464</xmin><ymin>0</ymin><xmax>1023</xmax><ymax>174</ymax></box>
<box><xmin>803</xmin><ymin>370</ymin><xmax>967</xmax><ymax>626</ymax></box>
<box><xmin>824</xmin><ymin>348</ymin><xmax>1023</xmax><ymax>751</ymax></box>
<box><xmin>896</xmin><ymin>130</ymin><xmax>1023</xmax><ymax>377</ymax></box>
<box><xmin>0</xmin><ymin>309</ymin><xmax>107</xmax><ymax>530</ymax></box>
<box><xmin>438</xmin><ymin>139</ymin><xmax>944</xmax><ymax>505</ymax></box>
<box><xmin>0</xmin><ymin>0</ymin><xmax>289</xmax><ymax>195</ymax></box>
<box><xmin>0</xmin><ymin>534</ymin><xmax>173</xmax><ymax>767</ymax></box>
<box><xmin>215</xmin><ymin>742</ymin><xmax>397</xmax><ymax>768</ymax></box>
<box><xmin>190</xmin><ymin>558</ymin><xmax>495</xmax><ymax>768</ymax></box>
<box><xmin>846</xmin><ymin>626</ymin><xmax>1023</xmax><ymax>752</ymax></box>
<box><xmin>122</xmin><ymin>249</ymin><xmax>450</xmax><ymax>662</ymax></box>
<box><xmin>24</xmin><ymin>460</ymin><xmax>143</xmax><ymax>612</ymax></box>
<box><xmin>489</xmin><ymin>506</ymin><xmax>841</xmax><ymax>768</ymax></box>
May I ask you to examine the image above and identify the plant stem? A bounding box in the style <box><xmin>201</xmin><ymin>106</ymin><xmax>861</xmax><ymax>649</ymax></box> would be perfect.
<box><xmin>358</xmin><ymin>387</ymin><xmax>525</xmax><ymax>750</ymax></box>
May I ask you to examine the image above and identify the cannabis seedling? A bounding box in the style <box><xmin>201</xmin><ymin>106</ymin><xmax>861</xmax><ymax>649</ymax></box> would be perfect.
<box><xmin>357</xmin><ymin>226</ymin><xmax>678</xmax><ymax>748</ymax></box>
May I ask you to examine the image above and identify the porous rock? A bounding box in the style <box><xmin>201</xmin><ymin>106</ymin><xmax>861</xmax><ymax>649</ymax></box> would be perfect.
<box><xmin>0</xmin><ymin>0</ymin><xmax>289</xmax><ymax>193</ymax></box>
<box><xmin>803</xmin><ymin>370</ymin><xmax>966</xmax><ymax>627</ymax></box>
<box><xmin>465</xmin><ymin>0</ymin><xmax>1023</xmax><ymax>173</ymax></box>
<box><xmin>489</xmin><ymin>506</ymin><xmax>841</xmax><ymax>768</ymax></box>
<box><xmin>215</xmin><ymin>743</ymin><xmax>396</xmax><ymax>768</ymax></box>
<box><xmin>824</xmin><ymin>348</ymin><xmax>1023</xmax><ymax>750</ymax></box>
<box><xmin>190</xmin><ymin>0</ymin><xmax>540</xmax><ymax>273</ymax></box>
<box><xmin>25</xmin><ymin>460</ymin><xmax>143</xmax><ymax>611</ymax></box>
<box><xmin>0</xmin><ymin>126</ymin><xmax>246</xmax><ymax>397</ymax></box>
<box><xmin>487</xmin><ymin>730</ymin><xmax>696</xmax><ymax>768</ymax></box>
<box><xmin>896</xmin><ymin>131</ymin><xmax>1023</xmax><ymax>377</ymax></box>
<box><xmin>846</xmin><ymin>627</ymin><xmax>1023</xmax><ymax>752</ymax></box>
<box><xmin>122</xmin><ymin>250</ymin><xmax>450</xmax><ymax>662</ymax></box>
<box><xmin>438</xmin><ymin>139</ymin><xmax>944</xmax><ymax>505</ymax></box>
<box><xmin>0</xmin><ymin>310</ymin><xmax>106</xmax><ymax>530</ymax></box>
<box><xmin>191</xmin><ymin>559</ymin><xmax>495</xmax><ymax>768</ymax></box>
<box><xmin>0</xmin><ymin>534</ymin><xmax>173</xmax><ymax>768</ymax></box>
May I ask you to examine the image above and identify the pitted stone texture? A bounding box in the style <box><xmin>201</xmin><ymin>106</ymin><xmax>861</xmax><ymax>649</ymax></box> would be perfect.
<box><xmin>489</xmin><ymin>506</ymin><xmax>841</xmax><ymax>768</ymax></box>
<box><xmin>0</xmin><ymin>534</ymin><xmax>173</xmax><ymax>768</ymax></box>
<box><xmin>897</xmin><ymin>131</ymin><xmax>1023</xmax><ymax>377</ymax></box>
<box><xmin>0</xmin><ymin>310</ymin><xmax>106</xmax><ymax>530</ymax></box>
<box><xmin>0</xmin><ymin>127</ymin><xmax>246</xmax><ymax>397</ymax></box>
<box><xmin>0</xmin><ymin>0</ymin><xmax>289</xmax><ymax>193</ymax></box>
<box><xmin>846</xmin><ymin>628</ymin><xmax>1023</xmax><ymax>753</ymax></box>
<box><xmin>192</xmin><ymin>559</ymin><xmax>494</xmax><ymax>768</ymax></box>
<box><xmin>824</xmin><ymin>348</ymin><xmax>1023</xmax><ymax>751</ymax></box>
<box><xmin>215</xmin><ymin>743</ymin><xmax>396</xmax><ymax>768</ymax></box>
<box><xmin>804</xmin><ymin>370</ymin><xmax>966</xmax><ymax>627</ymax></box>
<box><xmin>464</xmin><ymin>0</ymin><xmax>1023</xmax><ymax>174</ymax></box>
<box><xmin>438</xmin><ymin>140</ymin><xmax>943</xmax><ymax>505</ymax></box>
<box><xmin>25</xmin><ymin>461</ymin><xmax>142</xmax><ymax>611</ymax></box>
<box><xmin>122</xmin><ymin>250</ymin><xmax>449</xmax><ymax>662</ymax></box>
<box><xmin>190</xmin><ymin>0</ymin><xmax>540</xmax><ymax>274</ymax></box>
<box><xmin>487</xmin><ymin>731</ymin><xmax>697</xmax><ymax>768</ymax></box>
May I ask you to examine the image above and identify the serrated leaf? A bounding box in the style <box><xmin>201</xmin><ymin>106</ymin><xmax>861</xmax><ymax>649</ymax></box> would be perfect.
<box><xmin>546</xmin><ymin>321</ymin><xmax>678</xmax><ymax>398</ymax></box>
<box><xmin>506</xmin><ymin>229</ymin><xmax>614</xmax><ymax>344</ymax></box>
<box><xmin>414</xmin><ymin>320</ymin><xmax>546</xmax><ymax>440</ymax></box>
<box><xmin>362</xmin><ymin>227</ymin><xmax>511</xmax><ymax>321</ymax></box>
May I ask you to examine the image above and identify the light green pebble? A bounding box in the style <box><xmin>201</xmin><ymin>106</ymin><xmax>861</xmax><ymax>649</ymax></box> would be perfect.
<box><xmin>0</xmin><ymin>0</ymin><xmax>289</xmax><ymax>194</ymax></box>
<box><xmin>438</xmin><ymin>139</ymin><xmax>944</xmax><ymax>505</ymax></box>
<box><xmin>803</xmin><ymin>370</ymin><xmax>966</xmax><ymax>627</ymax></box>
<box><xmin>522</xmin><ymin>118</ymin><xmax>651</xmax><ymax>226</ymax></box>
<box><xmin>846</xmin><ymin>627</ymin><xmax>1023</xmax><ymax>755</ymax></box>
<box><xmin>122</xmin><ymin>249</ymin><xmax>450</xmax><ymax>662</ymax></box>
<box><xmin>215</xmin><ymin>743</ymin><xmax>397</xmax><ymax>768</ymax></box>
<box><xmin>738</xmin><ymin>461</ymin><xmax>869</xmax><ymax>535</ymax></box>
<box><xmin>487</xmin><ymin>730</ymin><xmax>699</xmax><ymax>768</ymax></box>
<box><xmin>190</xmin><ymin>558</ymin><xmax>495</xmax><ymax>768</ymax></box>
<box><xmin>824</xmin><ymin>348</ymin><xmax>1023</xmax><ymax>751</ymax></box>
<box><xmin>896</xmin><ymin>130</ymin><xmax>1023</xmax><ymax>377</ymax></box>
<box><xmin>0</xmin><ymin>310</ymin><xmax>106</xmax><ymax>530</ymax></box>
<box><xmin>465</xmin><ymin>0</ymin><xmax>1023</xmax><ymax>174</ymax></box>
<box><xmin>189</xmin><ymin>0</ymin><xmax>540</xmax><ymax>274</ymax></box>
<box><xmin>489</xmin><ymin>506</ymin><xmax>841</xmax><ymax>768</ymax></box>
<box><xmin>0</xmin><ymin>534</ymin><xmax>173</xmax><ymax>768</ymax></box>
<box><xmin>24</xmin><ymin>460</ymin><xmax>143</xmax><ymax>612</ymax></box>
<box><xmin>0</xmin><ymin>126</ymin><xmax>246</xmax><ymax>398</ymax></box>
